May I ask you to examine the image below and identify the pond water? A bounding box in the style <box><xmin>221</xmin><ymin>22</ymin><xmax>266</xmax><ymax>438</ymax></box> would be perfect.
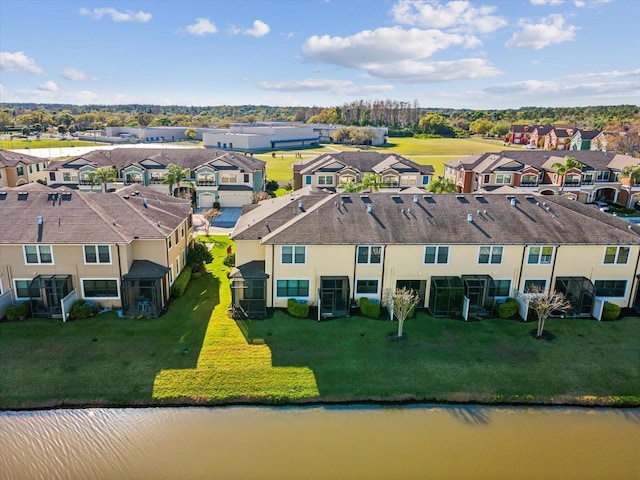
<box><xmin>1</xmin><ymin>405</ymin><xmax>638</xmax><ymax>480</ymax></box>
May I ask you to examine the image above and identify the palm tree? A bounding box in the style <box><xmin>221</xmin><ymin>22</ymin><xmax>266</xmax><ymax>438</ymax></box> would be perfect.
<box><xmin>163</xmin><ymin>163</ymin><xmax>194</xmax><ymax>197</ymax></box>
<box><xmin>87</xmin><ymin>166</ymin><xmax>117</xmax><ymax>193</ymax></box>
<box><xmin>426</xmin><ymin>177</ymin><xmax>457</xmax><ymax>194</ymax></box>
<box><xmin>619</xmin><ymin>164</ymin><xmax>640</xmax><ymax>187</ymax></box>
<box><xmin>360</xmin><ymin>173</ymin><xmax>381</xmax><ymax>193</ymax></box>
<box><xmin>551</xmin><ymin>156</ymin><xmax>583</xmax><ymax>192</ymax></box>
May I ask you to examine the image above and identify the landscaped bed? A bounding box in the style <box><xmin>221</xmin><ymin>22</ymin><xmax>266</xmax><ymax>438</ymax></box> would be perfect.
<box><xmin>1</xmin><ymin>235</ymin><xmax>638</xmax><ymax>410</ymax></box>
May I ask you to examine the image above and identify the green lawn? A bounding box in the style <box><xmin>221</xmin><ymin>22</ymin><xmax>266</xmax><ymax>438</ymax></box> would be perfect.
<box><xmin>0</xmin><ymin>138</ymin><xmax>107</xmax><ymax>150</ymax></box>
<box><xmin>1</xmin><ymin>235</ymin><xmax>639</xmax><ymax>409</ymax></box>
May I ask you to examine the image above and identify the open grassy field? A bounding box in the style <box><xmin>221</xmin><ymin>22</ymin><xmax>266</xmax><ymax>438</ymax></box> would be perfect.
<box><xmin>0</xmin><ymin>138</ymin><xmax>107</xmax><ymax>150</ymax></box>
<box><xmin>1</xmin><ymin>235</ymin><xmax>638</xmax><ymax>410</ymax></box>
<box><xmin>254</xmin><ymin>136</ymin><xmax>519</xmax><ymax>182</ymax></box>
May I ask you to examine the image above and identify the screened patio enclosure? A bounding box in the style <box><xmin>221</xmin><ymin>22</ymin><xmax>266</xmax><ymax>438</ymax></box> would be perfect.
<box><xmin>229</xmin><ymin>261</ymin><xmax>268</xmax><ymax>319</ymax></box>
<box><xmin>319</xmin><ymin>276</ymin><xmax>350</xmax><ymax>319</ymax></box>
<box><xmin>121</xmin><ymin>260</ymin><xmax>168</xmax><ymax>317</ymax></box>
<box><xmin>429</xmin><ymin>276</ymin><xmax>464</xmax><ymax>318</ymax></box>
<box><xmin>554</xmin><ymin>277</ymin><xmax>595</xmax><ymax>317</ymax></box>
<box><xmin>28</xmin><ymin>275</ymin><xmax>73</xmax><ymax>319</ymax></box>
<box><xmin>461</xmin><ymin>275</ymin><xmax>496</xmax><ymax>320</ymax></box>
<box><xmin>396</xmin><ymin>280</ymin><xmax>427</xmax><ymax>307</ymax></box>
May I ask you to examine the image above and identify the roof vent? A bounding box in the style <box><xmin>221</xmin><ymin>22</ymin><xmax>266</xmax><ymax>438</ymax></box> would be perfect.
<box><xmin>123</xmin><ymin>195</ymin><xmax>130</xmax><ymax>200</ymax></box>
<box><xmin>367</xmin><ymin>204</ymin><xmax>372</xmax><ymax>213</ymax></box>
<box><xmin>413</xmin><ymin>195</ymin><xmax>418</xmax><ymax>203</ymax></box>
<box><xmin>37</xmin><ymin>216</ymin><xmax>43</xmax><ymax>225</ymax></box>
<box><xmin>401</xmin><ymin>208</ymin><xmax>405</xmax><ymax>214</ymax></box>
<box><xmin>510</xmin><ymin>197</ymin><xmax>517</xmax><ymax>206</ymax></box>
<box><xmin>467</xmin><ymin>213</ymin><xmax>473</xmax><ymax>222</ymax></box>
<box><xmin>143</xmin><ymin>198</ymin><xmax>148</xmax><ymax>208</ymax></box>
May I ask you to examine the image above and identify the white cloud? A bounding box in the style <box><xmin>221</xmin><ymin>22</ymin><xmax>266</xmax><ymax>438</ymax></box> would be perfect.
<box><xmin>303</xmin><ymin>26</ymin><xmax>469</xmax><ymax>67</ymax></box>
<box><xmin>38</xmin><ymin>80</ymin><xmax>58</xmax><ymax>92</ymax></box>
<box><xmin>365</xmin><ymin>58</ymin><xmax>501</xmax><ymax>82</ymax></box>
<box><xmin>184</xmin><ymin>18</ymin><xmax>218</xmax><ymax>36</ymax></box>
<box><xmin>0</xmin><ymin>51</ymin><xmax>44</xmax><ymax>75</ymax></box>
<box><xmin>485</xmin><ymin>79</ymin><xmax>640</xmax><ymax>99</ymax></box>
<box><xmin>565</xmin><ymin>69</ymin><xmax>640</xmax><ymax>80</ymax></box>
<box><xmin>391</xmin><ymin>0</ymin><xmax>507</xmax><ymax>34</ymax></box>
<box><xmin>529</xmin><ymin>0</ymin><xmax>564</xmax><ymax>5</ymax></box>
<box><xmin>61</xmin><ymin>67</ymin><xmax>98</xmax><ymax>81</ymax></box>
<box><xmin>530</xmin><ymin>0</ymin><xmax>614</xmax><ymax>7</ymax></box>
<box><xmin>243</xmin><ymin>20</ymin><xmax>270</xmax><ymax>38</ymax></box>
<box><xmin>505</xmin><ymin>14</ymin><xmax>577</xmax><ymax>49</ymax></box>
<box><xmin>79</xmin><ymin>7</ymin><xmax>151</xmax><ymax>22</ymax></box>
<box><xmin>258</xmin><ymin>78</ymin><xmax>393</xmax><ymax>96</ymax></box>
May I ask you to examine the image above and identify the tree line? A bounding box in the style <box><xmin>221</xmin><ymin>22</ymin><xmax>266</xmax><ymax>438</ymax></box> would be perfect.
<box><xmin>1</xmin><ymin>101</ymin><xmax>638</xmax><ymax>138</ymax></box>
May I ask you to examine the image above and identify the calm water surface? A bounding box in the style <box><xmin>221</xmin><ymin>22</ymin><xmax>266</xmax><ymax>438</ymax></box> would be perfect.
<box><xmin>1</xmin><ymin>405</ymin><xmax>638</xmax><ymax>480</ymax></box>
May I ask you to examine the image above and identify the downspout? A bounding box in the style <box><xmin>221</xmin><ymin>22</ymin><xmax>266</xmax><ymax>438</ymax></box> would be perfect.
<box><xmin>516</xmin><ymin>245</ymin><xmax>528</xmax><ymax>291</ymax></box>
<box><xmin>352</xmin><ymin>246</ymin><xmax>358</xmax><ymax>305</ymax></box>
<box><xmin>116</xmin><ymin>244</ymin><xmax>124</xmax><ymax>309</ymax></box>
<box><xmin>549</xmin><ymin>245</ymin><xmax>559</xmax><ymax>291</ymax></box>
<box><xmin>379</xmin><ymin>245</ymin><xmax>387</xmax><ymax>301</ymax></box>
<box><xmin>629</xmin><ymin>246</ymin><xmax>640</xmax><ymax>308</ymax></box>
<box><xmin>271</xmin><ymin>245</ymin><xmax>275</xmax><ymax>308</ymax></box>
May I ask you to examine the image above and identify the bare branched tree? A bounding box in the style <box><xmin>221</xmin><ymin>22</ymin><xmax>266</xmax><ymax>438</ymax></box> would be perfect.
<box><xmin>382</xmin><ymin>287</ymin><xmax>421</xmax><ymax>338</ymax></box>
<box><xmin>522</xmin><ymin>285</ymin><xmax>573</xmax><ymax>338</ymax></box>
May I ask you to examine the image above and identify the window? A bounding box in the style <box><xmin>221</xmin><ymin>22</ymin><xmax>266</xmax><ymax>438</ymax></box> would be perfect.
<box><xmin>168</xmin><ymin>236</ymin><xmax>172</xmax><ymax>249</ymax></box>
<box><xmin>243</xmin><ymin>174</ymin><xmax>250</xmax><ymax>183</ymax></box>
<box><xmin>63</xmin><ymin>172</ymin><xmax>71</xmax><ymax>182</ymax></box>
<box><xmin>494</xmin><ymin>279</ymin><xmax>511</xmax><ymax>297</ymax></box>
<box><xmin>400</xmin><ymin>175</ymin><xmax>416</xmax><ymax>186</ymax></box>
<box><xmin>596</xmin><ymin>171</ymin><xmax>609</xmax><ymax>182</ymax></box>
<box><xmin>604</xmin><ymin>246</ymin><xmax>629</xmax><ymax>264</ymax></box>
<box><xmin>424</xmin><ymin>246</ymin><xmax>449</xmax><ymax>264</ymax></box>
<box><xmin>14</xmin><ymin>279</ymin><xmax>31</xmax><ymax>299</ymax></box>
<box><xmin>318</xmin><ymin>175</ymin><xmax>333</xmax><ymax>185</ymax></box>
<box><xmin>483</xmin><ymin>174</ymin><xmax>490</xmax><ymax>184</ymax></box>
<box><xmin>221</xmin><ymin>173</ymin><xmax>237</xmax><ymax>183</ymax></box>
<box><xmin>181</xmin><ymin>225</ymin><xmax>185</xmax><ymax>238</ymax></box>
<box><xmin>305</xmin><ymin>176</ymin><xmax>312</xmax><ymax>185</ymax></box>
<box><xmin>339</xmin><ymin>175</ymin><xmax>355</xmax><ymax>185</ymax></box>
<box><xmin>24</xmin><ymin>245</ymin><xmax>53</xmax><ymax>264</ymax></box>
<box><xmin>29</xmin><ymin>165</ymin><xmax>33</xmax><ymax>174</ymax></box>
<box><xmin>84</xmin><ymin>245</ymin><xmax>111</xmax><ymax>264</ymax></box>
<box><xmin>83</xmin><ymin>279</ymin><xmax>118</xmax><ymax>298</ymax></box>
<box><xmin>521</xmin><ymin>174</ymin><xmax>538</xmax><ymax>186</ymax></box>
<box><xmin>281</xmin><ymin>245</ymin><xmax>306</xmax><ymax>264</ymax></box>
<box><xmin>495</xmin><ymin>173</ymin><xmax>512</xmax><ymax>184</ymax></box>
<box><xmin>523</xmin><ymin>279</ymin><xmax>547</xmax><ymax>292</ymax></box>
<box><xmin>422</xmin><ymin>176</ymin><xmax>429</xmax><ymax>185</ymax></box>
<box><xmin>357</xmin><ymin>245</ymin><xmax>382</xmax><ymax>264</ymax></box>
<box><xmin>36</xmin><ymin>164</ymin><xmax>40</xmax><ymax>172</ymax></box>
<box><xmin>594</xmin><ymin>280</ymin><xmax>627</xmax><ymax>297</ymax></box>
<box><xmin>478</xmin><ymin>246</ymin><xmax>503</xmax><ymax>264</ymax></box>
<box><xmin>528</xmin><ymin>246</ymin><xmax>553</xmax><ymax>264</ymax></box>
<box><xmin>17</xmin><ymin>166</ymin><xmax>24</xmax><ymax>176</ymax></box>
<box><xmin>276</xmin><ymin>279</ymin><xmax>309</xmax><ymax>297</ymax></box>
<box><xmin>356</xmin><ymin>279</ymin><xmax>379</xmax><ymax>295</ymax></box>
<box><xmin>174</xmin><ymin>230</ymin><xmax>179</xmax><ymax>244</ymax></box>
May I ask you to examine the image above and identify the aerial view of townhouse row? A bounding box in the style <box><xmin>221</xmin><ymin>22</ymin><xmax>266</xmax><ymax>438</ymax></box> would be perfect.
<box><xmin>1</xmin><ymin>118</ymin><xmax>640</xmax><ymax>325</ymax></box>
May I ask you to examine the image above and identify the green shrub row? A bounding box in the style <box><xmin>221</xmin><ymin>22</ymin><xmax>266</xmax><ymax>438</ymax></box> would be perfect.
<box><xmin>5</xmin><ymin>301</ymin><xmax>31</xmax><ymax>321</ymax></box>
<box><xmin>360</xmin><ymin>297</ymin><xmax>381</xmax><ymax>318</ymax></box>
<box><xmin>287</xmin><ymin>298</ymin><xmax>309</xmax><ymax>318</ymax></box>
<box><xmin>70</xmin><ymin>300</ymin><xmax>100</xmax><ymax>320</ymax></box>
<box><xmin>171</xmin><ymin>268</ymin><xmax>192</xmax><ymax>298</ymax></box>
<box><xmin>498</xmin><ymin>298</ymin><xmax>519</xmax><ymax>319</ymax></box>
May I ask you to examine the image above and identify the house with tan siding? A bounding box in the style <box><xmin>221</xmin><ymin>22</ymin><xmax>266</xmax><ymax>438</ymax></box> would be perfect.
<box><xmin>229</xmin><ymin>189</ymin><xmax>640</xmax><ymax>320</ymax></box>
<box><xmin>0</xmin><ymin>151</ymin><xmax>49</xmax><ymax>188</ymax></box>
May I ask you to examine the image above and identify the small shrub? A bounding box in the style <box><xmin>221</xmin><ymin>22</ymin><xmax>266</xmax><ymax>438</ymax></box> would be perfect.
<box><xmin>287</xmin><ymin>298</ymin><xmax>309</xmax><ymax>318</ymax></box>
<box><xmin>601</xmin><ymin>302</ymin><xmax>621</xmax><ymax>321</ymax></box>
<box><xmin>360</xmin><ymin>297</ymin><xmax>381</xmax><ymax>318</ymax></box>
<box><xmin>171</xmin><ymin>267</ymin><xmax>192</xmax><ymax>298</ymax></box>
<box><xmin>498</xmin><ymin>298</ymin><xmax>519</xmax><ymax>319</ymax></box>
<box><xmin>5</xmin><ymin>301</ymin><xmax>31</xmax><ymax>321</ymax></box>
<box><xmin>213</xmin><ymin>201</ymin><xmax>221</xmax><ymax>209</ymax></box>
<box><xmin>223</xmin><ymin>253</ymin><xmax>235</xmax><ymax>268</ymax></box>
<box><xmin>70</xmin><ymin>300</ymin><xmax>99</xmax><ymax>320</ymax></box>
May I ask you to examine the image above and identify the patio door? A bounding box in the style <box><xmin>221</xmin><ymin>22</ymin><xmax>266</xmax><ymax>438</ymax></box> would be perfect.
<box><xmin>320</xmin><ymin>277</ymin><xmax>350</xmax><ymax>318</ymax></box>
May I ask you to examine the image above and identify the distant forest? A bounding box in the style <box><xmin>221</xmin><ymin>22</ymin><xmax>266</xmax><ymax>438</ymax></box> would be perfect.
<box><xmin>1</xmin><ymin>101</ymin><xmax>638</xmax><ymax>138</ymax></box>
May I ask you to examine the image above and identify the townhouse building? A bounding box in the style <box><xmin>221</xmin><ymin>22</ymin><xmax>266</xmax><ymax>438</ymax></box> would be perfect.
<box><xmin>0</xmin><ymin>150</ymin><xmax>49</xmax><ymax>188</ymax></box>
<box><xmin>444</xmin><ymin>150</ymin><xmax>640</xmax><ymax>206</ymax></box>
<box><xmin>0</xmin><ymin>183</ymin><xmax>192</xmax><ymax>320</ymax></box>
<box><xmin>229</xmin><ymin>189</ymin><xmax>640</xmax><ymax>321</ymax></box>
<box><xmin>292</xmin><ymin>151</ymin><xmax>434</xmax><ymax>191</ymax></box>
<box><xmin>46</xmin><ymin>148</ymin><xmax>266</xmax><ymax>208</ymax></box>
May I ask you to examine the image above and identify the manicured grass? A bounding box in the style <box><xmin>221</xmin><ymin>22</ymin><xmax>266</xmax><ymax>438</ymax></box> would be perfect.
<box><xmin>1</xmin><ymin>235</ymin><xmax>638</xmax><ymax>409</ymax></box>
<box><xmin>0</xmin><ymin>138</ymin><xmax>107</xmax><ymax>150</ymax></box>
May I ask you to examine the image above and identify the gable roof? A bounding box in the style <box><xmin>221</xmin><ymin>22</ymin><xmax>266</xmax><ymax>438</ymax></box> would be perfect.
<box><xmin>0</xmin><ymin>184</ymin><xmax>191</xmax><ymax>245</ymax></box>
<box><xmin>233</xmin><ymin>191</ymin><xmax>640</xmax><ymax>247</ymax></box>
<box><xmin>0</xmin><ymin>150</ymin><xmax>44</xmax><ymax>168</ymax></box>
<box><xmin>294</xmin><ymin>151</ymin><xmax>434</xmax><ymax>176</ymax></box>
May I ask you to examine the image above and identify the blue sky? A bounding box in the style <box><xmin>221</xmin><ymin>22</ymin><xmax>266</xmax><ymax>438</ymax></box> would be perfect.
<box><xmin>0</xmin><ymin>0</ymin><xmax>638</xmax><ymax>109</ymax></box>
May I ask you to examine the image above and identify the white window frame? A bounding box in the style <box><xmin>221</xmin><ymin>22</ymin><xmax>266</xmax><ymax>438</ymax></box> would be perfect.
<box><xmin>495</xmin><ymin>173</ymin><xmax>512</xmax><ymax>184</ymax></box>
<box><xmin>81</xmin><ymin>278</ymin><xmax>120</xmax><ymax>299</ymax></box>
<box><xmin>400</xmin><ymin>175</ymin><xmax>416</xmax><ymax>186</ymax></box>
<box><xmin>424</xmin><ymin>246</ymin><xmax>449</xmax><ymax>265</ymax></box>
<box><xmin>317</xmin><ymin>175</ymin><xmax>333</xmax><ymax>186</ymax></box>
<box><xmin>357</xmin><ymin>245</ymin><xmax>382</xmax><ymax>264</ymax></box>
<box><xmin>593</xmin><ymin>279</ymin><xmax>628</xmax><ymax>298</ymax></box>
<box><xmin>527</xmin><ymin>246</ymin><xmax>554</xmax><ymax>265</ymax></box>
<box><xmin>281</xmin><ymin>245</ymin><xmax>306</xmax><ymax>265</ymax></box>
<box><xmin>275</xmin><ymin>278</ymin><xmax>311</xmax><ymax>299</ymax></box>
<box><xmin>23</xmin><ymin>245</ymin><xmax>54</xmax><ymax>265</ymax></box>
<box><xmin>13</xmin><ymin>278</ymin><xmax>34</xmax><ymax>300</ymax></box>
<box><xmin>221</xmin><ymin>173</ymin><xmax>238</xmax><ymax>184</ymax></box>
<box><xmin>603</xmin><ymin>246</ymin><xmax>630</xmax><ymax>265</ymax></box>
<box><xmin>355</xmin><ymin>278</ymin><xmax>380</xmax><ymax>298</ymax></box>
<box><xmin>522</xmin><ymin>278</ymin><xmax>547</xmax><ymax>293</ymax></box>
<box><xmin>478</xmin><ymin>246</ymin><xmax>503</xmax><ymax>265</ymax></box>
<box><xmin>83</xmin><ymin>245</ymin><xmax>112</xmax><ymax>265</ymax></box>
<box><xmin>493</xmin><ymin>279</ymin><xmax>512</xmax><ymax>298</ymax></box>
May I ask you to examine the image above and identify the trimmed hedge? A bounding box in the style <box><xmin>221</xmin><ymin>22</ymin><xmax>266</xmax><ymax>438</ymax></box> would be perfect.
<box><xmin>287</xmin><ymin>298</ymin><xmax>309</xmax><ymax>318</ymax></box>
<box><xmin>5</xmin><ymin>301</ymin><xmax>31</xmax><ymax>321</ymax></box>
<box><xmin>171</xmin><ymin>268</ymin><xmax>192</xmax><ymax>298</ymax></box>
<box><xmin>602</xmin><ymin>302</ymin><xmax>621</xmax><ymax>321</ymax></box>
<box><xmin>498</xmin><ymin>298</ymin><xmax>519</xmax><ymax>319</ymax></box>
<box><xmin>360</xmin><ymin>297</ymin><xmax>381</xmax><ymax>318</ymax></box>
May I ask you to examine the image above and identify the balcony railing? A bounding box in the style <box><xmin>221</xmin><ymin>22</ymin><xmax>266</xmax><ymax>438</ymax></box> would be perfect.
<box><xmin>581</xmin><ymin>179</ymin><xmax>594</xmax><ymax>185</ymax></box>
<box><xmin>381</xmin><ymin>182</ymin><xmax>400</xmax><ymax>188</ymax></box>
<box><xmin>519</xmin><ymin>181</ymin><xmax>538</xmax><ymax>187</ymax></box>
<box><xmin>563</xmin><ymin>180</ymin><xmax>581</xmax><ymax>187</ymax></box>
<box><xmin>197</xmin><ymin>180</ymin><xmax>216</xmax><ymax>186</ymax></box>
<box><xmin>125</xmin><ymin>179</ymin><xmax>143</xmax><ymax>185</ymax></box>
<box><xmin>149</xmin><ymin>178</ymin><xmax>165</xmax><ymax>184</ymax></box>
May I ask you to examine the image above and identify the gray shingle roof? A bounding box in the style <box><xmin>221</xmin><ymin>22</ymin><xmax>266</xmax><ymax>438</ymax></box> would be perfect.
<box><xmin>0</xmin><ymin>184</ymin><xmax>191</xmax><ymax>244</ymax></box>
<box><xmin>234</xmin><ymin>191</ymin><xmax>640</xmax><ymax>246</ymax></box>
<box><xmin>0</xmin><ymin>151</ymin><xmax>45</xmax><ymax>168</ymax></box>
<box><xmin>293</xmin><ymin>151</ymin><xmax>434</xmax><ymax>175</ymax></box>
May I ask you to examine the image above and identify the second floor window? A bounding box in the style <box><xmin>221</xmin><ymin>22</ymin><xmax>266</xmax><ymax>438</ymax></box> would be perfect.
<box><xmin>318</xmin><ymin>176</ymin><xmax>333</xmax><ymax>185</ymax></box>
<box><xmin>24</xmin><ymin>245</ymin><xmax>52</xmax><ymax>264</ymax></box>
<box><xmin>528</xmin><ymin>246</ymin><xmax>553</xmax><ymax>264</ymax></box>
<box><xmin>495</xmin><ymin>174</ymin><xmax>511</xmax><ymax>184</ymax></box>
<box><xmin>63</xmin><ymin>173</ymin><xmax>71</xmax><ymax>182</ymax></box>
<box><xmin>221</xmin><ymin>173</ymin><xmax>237</xmax><ymax>183</ymax></box>
<box><xmin>282</xmin><ymin>245</ymin><xmax>305</xmax><ymax>264</ymax></box>
<box><xmin>400</xmin><ymin>175</ymin><xmax>416</xmax><ymax>186</ymax></box>
<box><xmin>17</xmin><ymin>166</ymin><xmax>24</xmax><ymax>176</ymax></box>
<box><xmin>424</xmin><ymin>246</ymin><xmax>449</xmax><ymax>264</ymax></box>
<box><xmin>84</xmin><ymin>245</ymin><xmax>111</xmax><ymax>264</ymax></box>
<box><xmin>357</xmin><ymin>246</ymin><xmax>382</xmax><ymax>264</ymax></box>
<box><xmin>596</xmin><ymin>171</ymin><xmax>609</xmax><ymax>182</ymax></box>
<box><xmin>478</xmin><ymin>246</ymin><xmax>503</xmax><ymax>264</ymax></box>
<box><xmin>604</xmin><ymin>246</ymin><xmax>629</xmax><ymax>264</ymax></box>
